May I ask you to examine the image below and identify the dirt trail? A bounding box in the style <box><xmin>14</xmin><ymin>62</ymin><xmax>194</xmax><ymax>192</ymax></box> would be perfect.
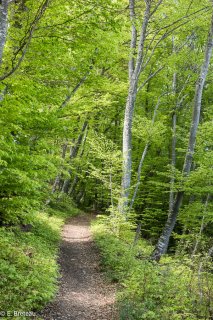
<box><xmin>39</xmin><ymin>214</ymin><xmax>117</xmax><ymax>320</ymax></box>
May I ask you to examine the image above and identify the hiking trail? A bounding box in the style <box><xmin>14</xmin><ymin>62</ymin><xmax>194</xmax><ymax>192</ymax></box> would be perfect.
<box><xmin>39</xmin><ymin>214</ymin><xmax>117</xmax><ymax>320</ymax></box>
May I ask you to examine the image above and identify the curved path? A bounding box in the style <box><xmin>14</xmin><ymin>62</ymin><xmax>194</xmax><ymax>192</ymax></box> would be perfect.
<box><xmin>39</xmin><ymin>214</ymin><xmax>117</xmax><ymax>320</ymax></box>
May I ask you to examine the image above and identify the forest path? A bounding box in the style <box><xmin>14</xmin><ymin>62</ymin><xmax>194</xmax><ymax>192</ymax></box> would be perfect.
<box><xmin>39</xmin><ymin>214</ymin><xmax>117</xmax><ymax>320</ymax></box>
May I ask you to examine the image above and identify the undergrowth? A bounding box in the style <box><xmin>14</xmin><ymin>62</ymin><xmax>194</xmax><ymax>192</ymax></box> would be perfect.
<box><xmin>0</xmin><ymin>196</ymin><xmax>80</xmax><ymax>320</ymax></box>
<box><xmin>92</xmin><ymin>213</ymin><xmax>213</xmax><ymax>320</ymax></box>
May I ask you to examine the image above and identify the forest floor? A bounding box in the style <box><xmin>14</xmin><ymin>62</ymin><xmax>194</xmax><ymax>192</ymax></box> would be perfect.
<box><xmin>39</xmin><ymin>213</ymin><xmax>117</xmax><ymax>320</ymax></box>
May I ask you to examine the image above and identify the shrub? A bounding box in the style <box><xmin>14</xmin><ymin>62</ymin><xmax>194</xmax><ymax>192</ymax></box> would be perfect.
<box><xmin>0</xmin><ymin>203</ymin><xmax>80</xmax><ymax>319</ymax></box>
<box><xmin>92</xmin><ymin>215</ymin><xmax>213</xmax><ymax>320</ymax></box>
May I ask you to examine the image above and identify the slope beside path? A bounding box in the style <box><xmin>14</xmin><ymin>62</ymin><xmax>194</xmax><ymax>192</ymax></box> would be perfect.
<box><xmin>39</xmin><ymin>214</ymin><xmax>117</xmax><ymax>320</ymax></box>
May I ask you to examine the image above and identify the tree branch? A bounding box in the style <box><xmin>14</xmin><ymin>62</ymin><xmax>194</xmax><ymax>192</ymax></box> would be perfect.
<box><xmin>137</xmin><ymin>65</ymin><xmax>164</xmax><ymax>93</ymax></box>
<box><xmin>0</xmin><ymin>0</ymin><xmax>50</xmax><ymax>81</ymax></box>
<box><xmin>129</xmin><ymin>0</ymin><xmax>137</xmax><ymax>78</ymax></box>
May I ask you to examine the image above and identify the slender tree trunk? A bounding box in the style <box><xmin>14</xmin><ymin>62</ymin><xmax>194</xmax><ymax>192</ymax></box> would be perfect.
<box><xmin>130</xmin><ymin>143</ymin><xmax>149</xmax><ymax>210</ymax></box>
<box><xmin>169</xmin><ymin>36</ymin><xmax>180</xmax><ymax>216</ymax></box>
<box><xmin>109</xmin><ymin>169</ymin><xmax>114</xmax><ymax>210</ymax></box>
<box><xmin>52</xmin><ymin>142</ymin><xmax>68</xmax><ymax>193</ymax></box>
<box><xmin>120</xmin><ymin>0</ymin><xmax>151</xmax><ymax>213</ymax></box>
<box><xmin>151</xmin><ymin>6</ymin><xmax>213</xmax><ymax>261</ymax></box>
<box><xmin>0</xmin><ymin>0</ymin><xmax>9</xmax><ymax>66</ymax></box>
<box><xmin>209</xmin><ymin>245</ymin><xmax>213</xmax><ymax>257</ymax></box>
<box><xmin>68</xmin><ymin>134</ymin><xmax>89</xmax><ymax>197</ymax></box>
<box><xmin>169</xmin><ymin>71</ymin><xmax>177</xmax><ymax>216</ymax></box>
<box><xmin>59</xmin><ymin>73</ymin><xmax>90</xmax><ymax>110</ymax></box>
<box><xmin>133</xmin><ymin>221</ymin><xmax>142</xmax><ymax>247</ymax></box>
<box><xmin>191</xmin><ymin>194</ymin><xmax>211</xmax><ymax>257</ymax></box>
<box><xmin>169</xmin><ymin>110</ymin><xmax>176</xmax><ymax>214</ymax></box>
<box><xmin>0</xmin><ymin>83</ymin><xmax>8</xmax><ymax>101</ymax></box>
<box><xmin>68</xmin><ymin>175</ymin><xmax>79</xmax><ymax>196</ymax></box>
<box><xmin>128</xmin><ymin>0</ymin><xmax>137</xmax><ymax>79</ymax></box>
<box><xmin>61</xmin><ymin>121</ymin><xmax>88</xmax><ymax>194</ymax></box>
<box><xmin>121</xmin><ymin>83</ymin><xmax>137</xmax><ymax>209</ymax></box>
<box><xmin>130</xmin><ymin>95</ymin><xmax>161</xmax><ymax>210</ymax></box>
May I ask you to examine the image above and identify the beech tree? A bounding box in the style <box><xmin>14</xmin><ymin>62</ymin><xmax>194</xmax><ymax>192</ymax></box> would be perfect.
<box><xmin>119</xmin><ymin>0</ymin><xmax>209</xmax><ymax>214</ymax></box>
<box><xmin>120</xmin><ymin>0</ymin><xmax>161</xmax><ymax>213</ymax></box>
<box><xmin>0</xmin><ymin>0</ymin><xmax>213</xmax><ymax>316</ymax></box>
<box><xmin>152</xmin><ymin>1</ymin><xmax>213</xmax><ymax>261</ymax></box>
<box><xmin>0</xmin><ymin>0</ymin><xmax>212</xmax><ymax>283</ymax></box>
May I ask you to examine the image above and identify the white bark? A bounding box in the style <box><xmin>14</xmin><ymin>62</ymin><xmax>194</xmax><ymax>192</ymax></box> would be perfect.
<box><xmin>129</xmin><ymin>0</ymin><xmax>137</xmax><ymax>79</ymax></box>
<box><xmin>209</xmin><ymin>245</ymin><xmax>213</xmax><ymax>257</ymax></box>
<box><xmin>0</xmin><ymin>0</ymin><xmax>9</xmax><ymax>66</ymax></box>
<box><xmin>152</xmin><ymin>4</ymin><xmax>213</xmax><ymax>261</ymax></box>
<box><xmin>120</xmin><ymin>0</ymin><xmax>151</xmax><ymax>213</ymax></box>
<box><xmin>109</xmin><ymin>170</ymin><xmax>114</xmax><ymax>210</ymax></box>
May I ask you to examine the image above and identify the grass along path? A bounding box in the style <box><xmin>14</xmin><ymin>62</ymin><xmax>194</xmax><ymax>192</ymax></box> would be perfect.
<box><xmin>39</xmin><ymin>214</ymin><xmax>117</xmax><ymax>320</ymax></box>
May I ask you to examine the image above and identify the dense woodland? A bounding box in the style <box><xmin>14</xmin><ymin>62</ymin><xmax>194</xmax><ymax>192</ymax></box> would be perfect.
<box><xmin>0</xmin><ymin>0</ymin><xmax>213</xmax><ymax>319</ymax></box>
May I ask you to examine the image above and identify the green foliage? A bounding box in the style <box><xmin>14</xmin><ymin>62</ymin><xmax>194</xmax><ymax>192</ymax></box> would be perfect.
<box><xmin>0</xmin><ymin>203</ymin><xmax>79</xmax><ymax>319</ymax></box>
<box><xmin>92</xmin><ymin>218</ymin><xmax>213</xmax><ymax>320</ymax></box>
<box><xmin>0</xmin><ymin>0</ymin><xmax>212</xmax><ymax>317</ymax></box>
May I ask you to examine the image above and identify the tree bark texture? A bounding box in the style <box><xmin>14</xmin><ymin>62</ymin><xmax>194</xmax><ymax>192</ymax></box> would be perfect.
<box><xmin>151</xmin><ymin>5</ymin><xmax>213</xmax><ymax>261</ymax></box>
<box><xmin>120</xmin><ymin>0</ymin><xmax>151</xmax><ymax>213</ymax></box>
<box><xmin>0</xmin><ymin>0</ymin><xmax>9</xmax><ymax>66</ymax></box>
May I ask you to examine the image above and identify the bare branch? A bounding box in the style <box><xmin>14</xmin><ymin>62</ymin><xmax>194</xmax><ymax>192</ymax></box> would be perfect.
<box><xmin>186</xmin><ymin>0</ymin><xmax>194</xmax><ymax>15</ymax></box>
<box><xmin>149</xmin><ymin>0</ymin><xmax>163</xmax><ymax>18</ymax></box>
<box><xmin>137</xmin><ymin>65</ymin><xmax>164</xmax><ymax>93</ymax></box>
<box><xmin>58</xmin><ymin>49</ymin><xmax>98</xmax><ymax>110</ymax></box>
<box><xmin>142</xmin><ymin>20</ymin><xmax>189</xmax><ymax>71</ymax></box>
<box><xmin>59</xmin><ymin>72</ymin><xmax>90</xmax><ymax>110</ymax></box>
<box><xmin>36</xmin><ymin>7</ymin><xmax>96</xmax><ymax>30</ymax></box>
<box><xmin>143</xmin><ymin>6</ymin><xmax>210</xmax><ymax>64</ymax></box>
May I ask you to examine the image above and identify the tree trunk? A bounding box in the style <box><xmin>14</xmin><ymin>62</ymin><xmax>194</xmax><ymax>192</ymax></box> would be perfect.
<box><xmin>68</xmin><ymin>131</ymin><xmax>89</xmax><ymax>197</ymax></box>
<box><xmin>169</xmin><ymin>110</ymin><xmax>176</xmax><ymax>214</ymax></box>
<box><xmin>151</xmin><ymin>6</ymin><xmax>213</xmax><ymax>261</ymax></box>
<box><xmin>68</xmin><ymin>175</ymin><xmax>79</xmax><ymax>196</ymax></box>
<box><xmin>209</xmin><ymin>245</ymin><xmax>213</xmax><ymax>257</ymax></box>
<box><xmin>121</xmin><ymin>82</ymin><xmax>137</xmax><ymax>210</ymax></box>
<box><xmin>0</xmin><ymin>0</ymin><xmax>9</xmax><ymax>66</ymax></box>
<box><xmin>191</xmin><ymin>194</ymin><xmax>211</xmax><ymax>257</ymax></box>
<box><xmin>61</xmin><ymin>121</ymin><xmax>88</xmax><ymax>194</ymax></box>
<box><xmin>133</xmin><ymin>221</ymin><xmax>142</xmax><ymax>247</ymax></box>
<box><xmin>130</xmin><ymin>95</ymin><xmax>161</xmax><ymax>210</ymax></box>
<box><xmin>119</xmin><ymin>0</ymin><xmax>151</xmax><ymax>213</ymax></box>
<box><xmin>169</xmin><ymin>71</ymin><xmax>177</xmax><ymax>216</ymax></box>
<box><xmin>0</xmin><ymin>83</ymin><xmax>8</xmax><ymax>101</ymax></box>
<box><xmin>51</xmin><ymin>142</ymin><xmax>68</xmax><ymax>193</ymax></box>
